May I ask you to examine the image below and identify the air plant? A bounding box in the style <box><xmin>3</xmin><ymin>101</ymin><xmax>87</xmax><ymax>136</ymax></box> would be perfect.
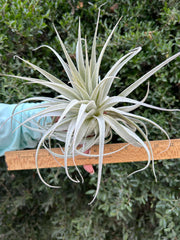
<box><xmin>1</xmin><ymin>10</ymin><xmax>179</xmax><ymax>204</ymax></box>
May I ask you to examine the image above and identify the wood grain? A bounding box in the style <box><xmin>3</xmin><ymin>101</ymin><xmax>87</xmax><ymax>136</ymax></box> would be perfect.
<box><xmin>5</xmin><ymin>139</ymin><xmax>180</xmax><ymax>171</ymax></box>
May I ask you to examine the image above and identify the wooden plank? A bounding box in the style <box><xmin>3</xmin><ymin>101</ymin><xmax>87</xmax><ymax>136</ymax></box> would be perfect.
<box><xmin>5</xmin><ymin>139</ymin><xmax>180</xmax><ymax>171</ymax></box>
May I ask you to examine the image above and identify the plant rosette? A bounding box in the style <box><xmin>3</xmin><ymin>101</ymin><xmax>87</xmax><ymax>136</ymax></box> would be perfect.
<box><xmin>1</xmin><ymin>9</ymin><xmax>179</xmax><ymax>204</ymax></box>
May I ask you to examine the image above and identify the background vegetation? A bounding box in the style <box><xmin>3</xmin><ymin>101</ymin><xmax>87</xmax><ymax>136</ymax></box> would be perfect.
<box><xmin>0</xmin><ymin>0</ymin><xmax>179</xmax><ymax>239</ymax></box>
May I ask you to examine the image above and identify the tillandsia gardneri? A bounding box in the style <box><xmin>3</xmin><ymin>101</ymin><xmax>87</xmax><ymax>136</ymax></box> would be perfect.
<box><xmin>1</xmin><ymin>10</ymin><xmax>180</xmax><ymax>204</ymax></box>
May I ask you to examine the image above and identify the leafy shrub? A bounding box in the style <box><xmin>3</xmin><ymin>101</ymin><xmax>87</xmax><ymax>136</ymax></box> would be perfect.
<box><xmin>0</xmin><ymin>0</ymin><xmax>179</xmax><ymax>239</ymax></box>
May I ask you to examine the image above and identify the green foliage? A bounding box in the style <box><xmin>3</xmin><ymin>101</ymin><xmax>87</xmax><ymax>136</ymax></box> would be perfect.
<box><xmin>0</xmin><ymin>0</ymin><xmax>179</xmax><ymax>239</ymax></box>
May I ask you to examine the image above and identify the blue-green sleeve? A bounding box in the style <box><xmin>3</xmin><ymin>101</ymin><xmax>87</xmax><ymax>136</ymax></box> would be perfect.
<box><xmin>0</xmin><ymin>103</ymin><xmax>51</xmax><ymax>156</ymax></box>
